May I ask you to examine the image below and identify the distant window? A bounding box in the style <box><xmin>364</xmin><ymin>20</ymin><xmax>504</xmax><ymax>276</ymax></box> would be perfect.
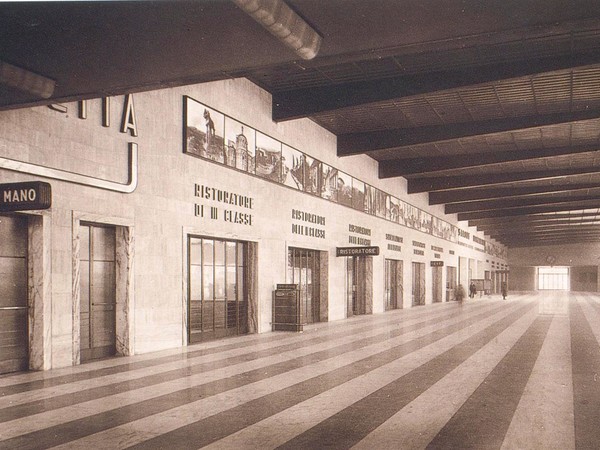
<box><xmin>537</xmin><ymin>266</ymin><xmax>569</xmax><ymax>290</ymax></box>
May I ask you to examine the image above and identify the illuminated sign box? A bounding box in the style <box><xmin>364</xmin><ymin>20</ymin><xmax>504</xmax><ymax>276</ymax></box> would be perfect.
<box><xmin>0</xmin><ymin>181</ymin><xmax>51</xmax><ymax>212</ymax></box>
<box><xmin>336</xmin><ymin>246</ymin><xmax>380</xmax><ymax>257</ymax></box>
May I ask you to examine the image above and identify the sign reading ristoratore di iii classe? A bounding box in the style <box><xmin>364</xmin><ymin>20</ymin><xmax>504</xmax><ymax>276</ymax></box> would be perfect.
<box><xmin>0</xmin><ymin>181</ymin><xmax>51</xmax><ymax>212</ymax></box>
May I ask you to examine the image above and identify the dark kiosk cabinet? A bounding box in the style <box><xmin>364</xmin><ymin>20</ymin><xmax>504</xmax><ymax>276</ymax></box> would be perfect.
<box><xmin>272</xmin><ymin>284</ymin><xmax>303</xmax><ymax>331</ymax></box>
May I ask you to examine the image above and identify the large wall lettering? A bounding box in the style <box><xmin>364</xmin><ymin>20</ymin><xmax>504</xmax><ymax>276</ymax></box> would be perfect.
<box><xmin>1</xmin><ymin>95</ymin><xmax>138</xmax><ymax>193</ymax></box>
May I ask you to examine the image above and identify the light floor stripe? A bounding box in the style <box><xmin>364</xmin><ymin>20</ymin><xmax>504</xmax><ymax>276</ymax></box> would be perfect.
<box><xmin>2</xmin><ymin>293</ymin><xmax>594</xmax><ymax>450</ymax></box>
<box><xmin>0</xmin><ymin>305</ymin><xmax>458</xmax><ymax>414</ymax></box>
<box><xmin>501</xmin><ymin>306</ymin><xmax>574</xmax><ymax>450</ymax></box>
<box><xmin>352</xmin><ymin>302</ymin><xmax>540</xmax><ymax>449</ymax></box>
<box><xmin>274</xmin><ymin>303</ymin><xmax>536</xmax><ymax>450</ymax></box>
<box><xmin>426</xmin><ymin>314</ymin><xmax>551</xmax><ymax>449</ymax></box>
<box><xmin>0</xmin><ymin>302</ymin><xmax>483</xmax><ymax>427</ymax></box>
<box><xmin>0</xmin><ymin>302</ymin><xmax>508</xmax><ymax>445</ymax></box>
<box><xmin>570</xmin><ymin>297</ymin><xmax>600</xmax><ymax>450</ymax></box>
<box><xmin>204</xmin><ymin>302</ymin><xmax>538</xmax><ymax>449</ymax></box>
<box><xmin>71</xmin><ymin>302</ymin><xmax>521</xmax><ymax>449</ymax></box>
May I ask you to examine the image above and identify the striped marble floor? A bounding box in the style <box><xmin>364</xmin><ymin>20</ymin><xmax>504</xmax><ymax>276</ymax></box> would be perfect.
<box><xmin>1</xmin><ymin>292</ymin><xmax>599</xmax><ymax>449</ymax></box>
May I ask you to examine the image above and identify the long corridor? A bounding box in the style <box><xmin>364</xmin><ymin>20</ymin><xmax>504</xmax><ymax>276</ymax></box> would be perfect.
<box><xmin>0</xmin><ymin>292</ymin><xmax>598</xmax><ymax>449</ymax></box>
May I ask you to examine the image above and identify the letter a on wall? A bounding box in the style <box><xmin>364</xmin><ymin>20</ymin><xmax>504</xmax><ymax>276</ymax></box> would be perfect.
<box><xmin>121</xmin><ymin>94</ymin><xmax>138</xmax><ymax>137</ymax></box>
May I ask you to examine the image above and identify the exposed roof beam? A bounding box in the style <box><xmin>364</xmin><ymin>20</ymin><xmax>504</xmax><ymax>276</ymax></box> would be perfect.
<box><xmin>380</xmin><ymin>145</ymin><xmax>600</xmax><ymax>177</ymax></box>
<box><xmin>497</xmin><ymin>229</ymin><xmax>600</xmax><ymax>240</ymax></box>
<box><xmin>457</xmin><ymin>199</ymin><xmax>600</xmax><ymax>220</ymax></box>
<box><xmin>476</xmin><ymin>218</ymin><xmax>600</xmax><ymax>232</ymax></box>
<box><xmin>469</xmin><ymin>211</ymin><xmax>600</xmax><ymax>228</ymax></box>
<box><xmin>495</xmin><ymin>235</ymin><xmax>600</xmax><ymax>246</ymax></box>
<box><xmin>430</xmin><ymin>182</ymin><xmax>600</xmax><ymax>205</ymax></box>
<box><xmin>506</xmin><ymin>236</ymin><xmax>600</xmax><ymax>247</ymax></box>
<box><xmin>272</xmin><ymin>51</ymin><xmax>600</xmax><ymax>122</ymax></box>
<box><xmin>491</xmin><ymin>226</ymin><xmax>600</xmax><ymax>238</ymax></box>
<box><xmin>340</xmin><ymin>110</ymin><xmax>600</xmax><ymax>157</ymax></box>
<box><xmin>446</xmin><ymin>193</ymin><xmax>600</xmax><ymax>214</ymax></box>
<box><xmin>408</xmin><ymin>166</ymin><xmax>600</xmax><ymax>193</ymax></box>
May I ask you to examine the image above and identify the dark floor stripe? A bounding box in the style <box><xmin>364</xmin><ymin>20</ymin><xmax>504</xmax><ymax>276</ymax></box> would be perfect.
<box><xmin>426</xmin><ymin>315</ymin><xmax>552</xmax><ymax>450</ymax></box>
<box><xmin>570</xmin><ymin>298</ymin><xmax>600</xmax><ymax>450</ymax></box>
<box><xmin>0</xmin><ymin>303</ymin><xmax>472</xmax><ymax>423</ymax></box>
<box><xmin>0</xmin><ymin>301</ymin><xmax>462</xmax><ymax>396</ymax></box>
<box><xmin>0</xmin><ymin>332</ymin><xmax>293</xmax><ymax>396</ymax></box>
<box><xmin>124</xmin><ymin>302</ymin><xmax>535</xmax><ymax>450</ymax></box>
<box><xmin>0</xmin><ymin>302</ymin><xmax>510</xmax><ymax>449</ymax></box>
<box><xmin>276</xmin><ymin>304</ymin><xmax>544</xmax><ymax>450</ymax></box>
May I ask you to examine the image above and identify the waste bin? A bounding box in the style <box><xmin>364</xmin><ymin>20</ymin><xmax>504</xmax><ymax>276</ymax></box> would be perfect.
<box><xmin>272</xmin><ymin>284</ymin><xmax>303</xmax><ymax>331</ymax></box>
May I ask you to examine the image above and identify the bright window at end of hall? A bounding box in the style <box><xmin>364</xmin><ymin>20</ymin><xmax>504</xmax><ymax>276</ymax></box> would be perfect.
<box><xmin>538</xmin><ymin>266</ymin><xmax>569</xmax><ymax>291</ymax></box>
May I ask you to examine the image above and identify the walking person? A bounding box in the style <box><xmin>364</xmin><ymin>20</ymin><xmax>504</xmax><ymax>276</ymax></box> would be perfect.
<box><xmin>501</xmin><ymin>282</ymin><xmax>508</xmax><ymax>300</ymax></box>
<box><xmin>469</xmin><ymin>281</ymin><xmax>476</xmax><ymax>299</ymax></box>
<box><xmin>454</xmin><ymin>284</ymin><xmax>466</xmax><ymax>304</ymax></box>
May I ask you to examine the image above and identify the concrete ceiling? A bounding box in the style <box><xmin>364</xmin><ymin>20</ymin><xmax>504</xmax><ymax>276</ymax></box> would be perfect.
<box><xmin>4</xmin><ymin>0</ymin><xmax>600</xmax><ymax>248</ymax></box>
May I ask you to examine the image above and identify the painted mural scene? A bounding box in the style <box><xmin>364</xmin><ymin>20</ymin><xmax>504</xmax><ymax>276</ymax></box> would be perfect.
<box><xmin>1</xmin><ymin>2</ymin><xmax>600</xmax><ymax>449</ymax></box>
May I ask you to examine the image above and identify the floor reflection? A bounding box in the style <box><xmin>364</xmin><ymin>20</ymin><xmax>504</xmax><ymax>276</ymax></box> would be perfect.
<box><xmin>538</xmin><ymin>291</ymin><xmax>569</xmax><ymax>315</ymax></box>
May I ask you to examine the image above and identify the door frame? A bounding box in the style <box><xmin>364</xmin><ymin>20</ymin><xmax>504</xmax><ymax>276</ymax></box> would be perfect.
<box><xmin>0</xmin><ymin>211</ymin><xmax>52</xmax><ymax>372</ymax></box>
<box><xmin>182</xmin><ymin>227</ymin><xmax>258</xmax><ymax>345</ymax></box>
<box><xmin>346</xmin><ymin>256</ymin><xmax>373</xmax><ymax>317</ymax></box>
<box><xmin>72</xmin><ymin>212</ymin><xmax>134</xmax><ymax>365</ymax></box>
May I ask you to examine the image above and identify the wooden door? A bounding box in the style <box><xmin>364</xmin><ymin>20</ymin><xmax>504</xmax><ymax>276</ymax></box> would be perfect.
<box><xmin>0</xmin><ymin>215</ymin><xmax>28</xmax><ymax>374</ymax></box>
<box><xmin>80</xmin><ymin>224</ymin><xmax>116</xmax><ymax>362</ymax></box>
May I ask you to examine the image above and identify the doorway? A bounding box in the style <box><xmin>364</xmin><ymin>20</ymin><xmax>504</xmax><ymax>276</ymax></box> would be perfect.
<box><xmin>412</xmin><ymin>261</ymin><xmax>426</xmax><ymax>306</ymax></box>
<box><xmin>79</xmin><ymin>223</ymin><xmax>117</xmax><ymax>362</ymax></box>
<box><xmin>288</xmin><ymin>247</ymin><xmax>321</xmax><ymax>324</ymax></box>
<box><xmin>432</xmin><ymin>265</ymin><xmax>443</xmax><ymax>303</ymax></box>
<box><xmin>346</xmin><ymin>256</ymin><xmax>373</xmax><ymax>316</ymax></box>
<box><xmin>446</xmin><ymin>266</ymin><xmax>457</xmax><ymax>301</ymax></box>
<box><xmin>0</xmin><ymin>214</ymin><xmax>29</xmax><ymax>374</ymax></box>
<box><xmin>188</xmin><ymin>236</ymin><xmax>249</xmax><ymax>343</ymax></box>
<box><xmin>385</xmin><ymin>259</ymin><xmax>403</xmax><ymax>310</ymax></box>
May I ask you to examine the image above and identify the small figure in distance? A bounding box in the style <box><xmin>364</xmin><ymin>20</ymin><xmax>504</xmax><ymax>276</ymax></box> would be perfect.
<box><xmin>469</xmin><ymin>281</ymin><xmax>476</xmax><ymax>299</ymax></box>
<box><xmin>501</xmin><ymin>282</ymin><xmax>508</xmax><ymax>300</ymax></box>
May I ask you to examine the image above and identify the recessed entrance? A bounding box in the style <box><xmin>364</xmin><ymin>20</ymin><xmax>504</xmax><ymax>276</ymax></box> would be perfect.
<box><xmin>384</xmin><ymin>259</ymin><xmax>403</xmax><ymax>310</ymax></box>
<box><xmin>346</xmin><ymin>256</ymin><xmax>373</xmax><ymax>316</ymax></box>
<box><xmin>79</xmin><ymin>223</ymin><xmax>117</xmax><ymax>362</ymax></box>
<box><xmin>188</xmin><ymin>237</ymin><xmax>249</xmax><ymax>343</ymax></box>
<box><xmin>412</xmin><ymin>261</ymin><xmax>426</xmax><ymax>306</ymax></box>
<box><xmin>287</xmin><ymin>247</ymin><xmax>321</xmax><ymax>324</ymax></box>
<box><xmin>446</xmin><ymin>266</ymin><xmax>457</xmax><ymax>301</ymax></box>
<box><xmin>0</xmin><ymin>214</ymin><xmax>28</xmax><ymax>374</ymax></box>
<box><xmin>432</xmin><ymin>265</ymin><xmax>443</xmax><ymax>303</ymax></box>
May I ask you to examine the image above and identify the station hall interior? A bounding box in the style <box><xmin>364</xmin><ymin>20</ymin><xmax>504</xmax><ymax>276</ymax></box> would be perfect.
<box><xmin>1</xmin><ymin>1</ymin><xmax>600</xmax><ymax>448</ymax></box>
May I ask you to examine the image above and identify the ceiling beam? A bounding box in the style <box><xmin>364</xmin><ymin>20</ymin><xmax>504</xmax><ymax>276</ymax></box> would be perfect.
<box><xmin>495</xmin><ymin>232</ymin><xmax>600</xmax><ymax>242</ymax></box>
<box><xmin>380</xmin><ymin>145</ymin><xmax>600</xmax><ymax>177</ymax></box>
<box><xmin>457</xmin><ymin>199</ymin><xmax>600</xmax><ymax>220</ymax></box>
<box><xmin>408</xmin><ymin>166</ymin><xmax>600</xmax><ymax>193</ymax></box>
<box><xmin>339</xmin><ymin>109</ymin><xmax>600</xmax><ymax>157</ymax></box>
<box><xmin>491</xmin><ymin>225</ymin><xmax>600</xmax><ymax>237</ymax></box>
<box><xmin>506</xmin><ymin>236</ymin><xmax>600</xmax><ymax>247</ymax></box>
<box><xmin>430</xmin><ymin>182</ymin><xmax>600</xmax><ymax>205</ymax></box>
<box><xmin>469</xmin><ymin>211</ymin><xmax>600</xmax><ymax>228</ymax></box>
<box><xmin>496</xmin><ymin>235</ymin><xmax>600</xmax><ymax>246</ymax></box>
<box><xmin>272</xmin><ymin>51</ymin><xmax>600</xmax><ymax>122</ymax></box>
<box><xmin>477</xmin><ymin>218</ymin><xmax>600</xmax><ymax>232</ymax></box>
<box><xmin>446</xmin><ymin>193</ymin><xmax>600</xmax><ymax>214</ymax></box>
